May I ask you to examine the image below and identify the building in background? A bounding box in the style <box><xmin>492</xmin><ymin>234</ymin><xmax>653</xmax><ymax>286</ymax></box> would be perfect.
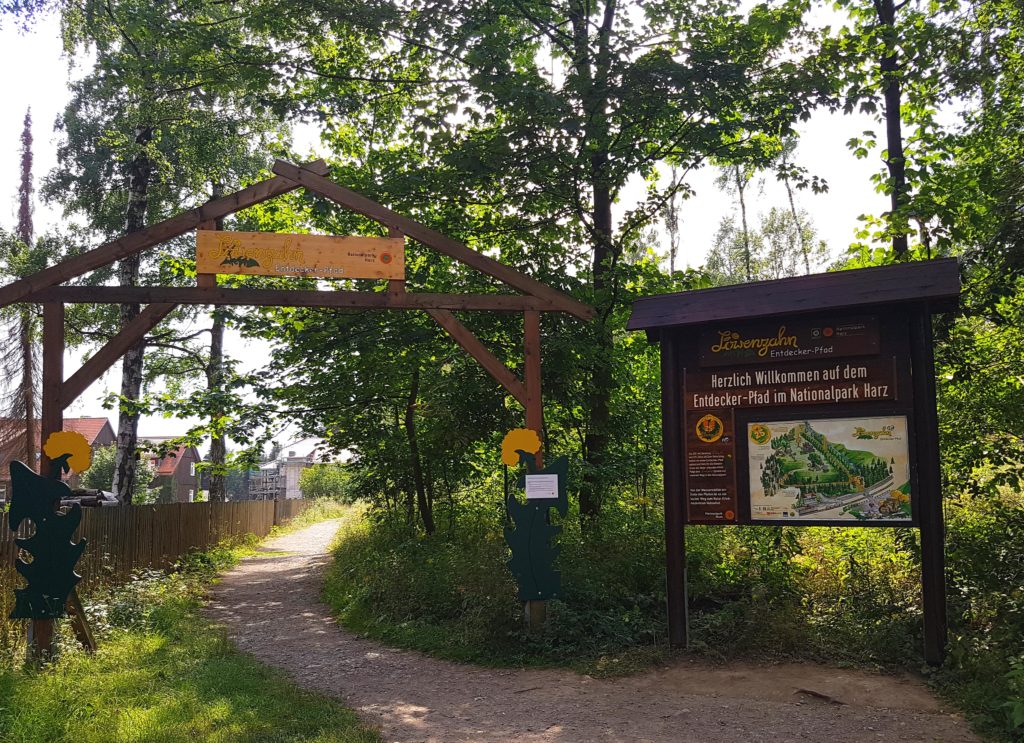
<box><xmin>0</xmin><ymin>417</ymin><xmax>116</xmax><ymax>501</ymax></box>
<box><xmin>249</xmin><ymin>448</ymin><xmax>315</xmax><ymax>500</ymax></box>
<box><xmin>140</xmin><ymin>436</ymin><xmax>203</xmax><ymax>503</ymax></box>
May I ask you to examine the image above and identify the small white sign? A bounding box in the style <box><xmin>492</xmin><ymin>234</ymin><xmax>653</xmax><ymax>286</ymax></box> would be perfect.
<box><xmin>525</xmin><ymin>474</ymin><xmax>559</xmax><ymax>499</ymax></box>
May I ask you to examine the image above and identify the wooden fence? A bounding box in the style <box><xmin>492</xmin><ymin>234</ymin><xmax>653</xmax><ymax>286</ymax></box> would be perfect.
<box><xmin>0</xmin><ymin>498</ymin><xmax>310</xmax><ymax>592</ymax></box>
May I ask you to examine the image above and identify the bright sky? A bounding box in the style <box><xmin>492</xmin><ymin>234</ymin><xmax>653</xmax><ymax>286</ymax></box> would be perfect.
<box><xmin>0</xmin><ymin>11</ymin><xmax>888</xmax><ymax>440</ymax></box>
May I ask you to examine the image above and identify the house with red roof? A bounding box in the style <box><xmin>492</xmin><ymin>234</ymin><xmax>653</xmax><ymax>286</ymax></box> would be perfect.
<box><xmin>140</xmin><ymin>436</ymin><xmax>203</xmax><ymax>503</ymax></box>
<box><xmin>0</xmin><ymin>417</ymin><xmax>116</xmax><ymax>500</ymax></box>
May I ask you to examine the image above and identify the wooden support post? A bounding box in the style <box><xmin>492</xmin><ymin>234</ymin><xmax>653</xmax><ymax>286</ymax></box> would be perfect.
<box><xmin>41</xmin><ymin>303</ymin><xmax>65</xmax><ymax>475</ymax></box>
<box><xmin>30</xmin><ymin>302</ymin><xmax>64</xmax><ymax>663</ymax></box>
<box><xmin>523</xmin><ymin>309</ymin><xmax>546</xmax><ymax>630</ymax></box>
<box><xmin>388</xmin><ymin>227</ymin><xmax>406</xmax><ymax>296</ymax></box>
<box><xmin>60</xmin><ymin>302</ymin><xmax>175</xmax><ymax>409</ymax></box>
<box><xmin>524</xmin><ymin>310</ymin><xmax>543</xmax><ymax>464</ymax></box>
<box><xmin>911</xmin><ymin>307</ymin><xmax>947</xmax><ymax>665</ymax></box>
<box><xmin>67</xmin><ymin>588</ymin><xmax>97</xmax><ymax>652</ymax></box>
<box><xmin>197</xmin><ymin>214</ymin><xmax>219</xmax><ymax>287</ymax></box>
<box><xmin>427</xmin><ymin>309</ymin><xmax>527</xmax><ymax>405</ymax></box>
<box><xmin>660</xmin><ymin>334</ymin><xmax>688</xmax><ymax>648</ymax></box>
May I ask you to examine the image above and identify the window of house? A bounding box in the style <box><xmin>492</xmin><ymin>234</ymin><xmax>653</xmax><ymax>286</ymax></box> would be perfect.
<box><xmin>190</xmin><ymin>461</ymin><xmax>195</xmax><ymax>477</ymax></box>
<box><xmin>188</xmin><ymin>488</ymin><xmax>194</xmax><ymax>502</ymax></box>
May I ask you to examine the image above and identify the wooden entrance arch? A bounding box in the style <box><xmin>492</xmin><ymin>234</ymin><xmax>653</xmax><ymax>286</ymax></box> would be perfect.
<box><xmin>0</xmin><ymin>159</ymin><xmax>594</xmax><ymax>474</ymax></box>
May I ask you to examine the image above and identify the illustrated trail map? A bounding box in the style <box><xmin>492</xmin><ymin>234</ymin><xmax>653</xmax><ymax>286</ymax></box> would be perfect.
<box><xmin>748</xmin><ymin>416</ymin><xmax>912</xmax><ymax>522</ymax></box>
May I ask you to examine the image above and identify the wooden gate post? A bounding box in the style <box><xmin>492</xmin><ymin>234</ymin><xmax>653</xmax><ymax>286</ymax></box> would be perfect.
<box><xmin>523</xmin><ymin>310</ymin><xmax>547</xmax><ymax>630</ymax></box>
<box><xmin>27</xmin><ymin>302</ymin><xmax>66</xmax><ymax>663</ymax></box>
<box><xmin>40</xmin><ymin>302</ymin><xmax>65</xmax><ymax>475</ymax></box>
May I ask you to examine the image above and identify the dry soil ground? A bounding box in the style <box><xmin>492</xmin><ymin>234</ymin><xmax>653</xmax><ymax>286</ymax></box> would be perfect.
<box><xmin>205</xmin><ymin>518</ymin><xmax>979</xmax><ymax>743</ymax></box>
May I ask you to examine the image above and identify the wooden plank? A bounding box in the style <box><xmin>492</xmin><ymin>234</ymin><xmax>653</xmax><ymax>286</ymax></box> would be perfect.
<box><xmin>40</xmin><ymin>303</ymin><xmax>64</xmax><ymax>476</ymax></box>
<box><xmin>660</xmin><ymin>334</ymin><xmax>689</xmax><ymax>648</ymax></box>
<box><xmin>61</xmin><ymin>303</ymin><xmax>176</xmax><ymax>409</ymax></box>
<box><xmin>427</xmin><ymin>309</ymin><xmax>528</xmax><ymax>406</ymax></box>
<box><xmin>31</xmin><ymin>285</ymin><xmax>567</xmax><ymax>313</ymax></box>
<box><xmin>197</xmin><ymin>217</ymin><xmax>218</xmax><ymax>287</ymax></box>
<box><xmin>910</xmin><ymin>307</ymin><xmax>948</xmax><ymax>665</ymax></box>
<box><xmin>627</xmin><ymin>258</ymin><xmax>961</xmax><ymax>331</ymax></box>
<box><xmin>0</xmin><ymin>160</ymin><xmax>329</xmax><ymax>309</ymax></box>
<box><xmin>197</xmin><ymin>230</ymin><xmax>405</xmax><ymax>280</ymax></box>
<box><xmin>271</xmin><ymin>160</ymin><xmax>595</xmax><ymax>321</ymax></box>
<box><xmin>388</xmin><ymin>227</ymin><xmax>406</xmax><ymax>296</ymax></box>
<box><xmin>523</xmin><ymin>310</ymin><xmax>543</xmax><ymax>469</ymax></box>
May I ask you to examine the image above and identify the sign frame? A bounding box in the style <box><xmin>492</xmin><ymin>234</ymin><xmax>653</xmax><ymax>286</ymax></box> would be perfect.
<box><xmin>735</xmin><ymin>407</ymin><xmax>918</xmax><ymax>527</ymax></box>
<box><xmin>627</xmin><ymin>259</ymin><xmax>961</xmax><ymax>666</ymax></box>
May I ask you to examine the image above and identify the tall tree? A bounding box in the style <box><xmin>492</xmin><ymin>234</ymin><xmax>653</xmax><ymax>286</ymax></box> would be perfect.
<box><xmin>829</xmin><ymin>0</ymin><xmax>966</xmax><ymax>258</ymax></box>
<box><xmin>42</xmin><ymin>0</ymin><xmax>286</xmax><ymax>501</ymax></box>
<box><xmin>0</xmin><ymin>110</ymin><xmax>39</xmax><ymax>468</ymax></box>
<box><xmin>272</xmin><ymin>0</ymin><xmax>826</xmax><ymax>518</ymax></box>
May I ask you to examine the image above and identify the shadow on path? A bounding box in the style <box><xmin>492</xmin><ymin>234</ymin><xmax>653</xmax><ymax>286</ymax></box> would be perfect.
<box><xmin>205</xmin><ymin>518</ymin><xmax>978</xmax><ymax>743</ymax></box>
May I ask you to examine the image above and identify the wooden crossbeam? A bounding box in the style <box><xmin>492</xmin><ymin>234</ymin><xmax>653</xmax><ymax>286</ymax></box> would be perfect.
<box><xmin>0</xmin><ymin>160</ymin><xmax>329</xmax><ymax>309</ymax></box>
<box><xmin>60</xmin><ymin>302</ymin><xmax>176</xmax><ymax>409</ymax></box>
<box><xmin>427</xmin><ymin>309</ymin><xmax>527</xmax><ymax>406</ymax></box>
<box><xmin>271</xmin><ymin>160</ymin><xmax>595</xmax><ymax>322</ymax></box>
<box><xmin>30</xmin><ymin>286</ymin><xmax>567</xmax><ymax>313</ymax></box>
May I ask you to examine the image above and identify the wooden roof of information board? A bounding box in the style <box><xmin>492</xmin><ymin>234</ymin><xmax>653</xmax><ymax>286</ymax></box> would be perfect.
<box><xmin>627</xmin><ymin>259</ymin><xmax>960</xmax><ymax>333</ymax></box>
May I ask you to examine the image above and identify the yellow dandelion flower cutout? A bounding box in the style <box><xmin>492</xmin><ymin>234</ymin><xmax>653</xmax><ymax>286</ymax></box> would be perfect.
<box><xmin>43</xmin><ymin>431</ymin><xmax>93</xmax><ymax>473</ymax></box>
<box><xmin>501</xmin><ymin>428</ymin><xmax>541</xmax><ymax>466</ymax></box>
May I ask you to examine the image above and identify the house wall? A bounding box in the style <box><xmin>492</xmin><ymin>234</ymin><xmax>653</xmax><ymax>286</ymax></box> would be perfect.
<box><xmin>171</xmin><ymin>447</ymin><xmax>201</xmax><ymax>503</ymax></box>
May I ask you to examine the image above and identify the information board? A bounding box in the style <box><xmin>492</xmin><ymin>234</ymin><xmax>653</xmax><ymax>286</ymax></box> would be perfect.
<box><xmin>681</xmin><ymin>312</ymin><xmax>916</xmax><ymax>526</ymax></box>
<box><xmin>747</xmin><ymin>415</ymin><xmax>911</xmax><ymax>523</ymax></box>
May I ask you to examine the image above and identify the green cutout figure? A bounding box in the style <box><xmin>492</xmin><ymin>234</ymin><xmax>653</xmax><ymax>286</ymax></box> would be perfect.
<box><xmin>504</xmin><ymin>451</ymin><xmax>569</xmax><ymax>601</ymax></box>
<box><xmin>8</xmin><ymin>456</ymin><xmax>87</xmax><ymax>620</ymax></box>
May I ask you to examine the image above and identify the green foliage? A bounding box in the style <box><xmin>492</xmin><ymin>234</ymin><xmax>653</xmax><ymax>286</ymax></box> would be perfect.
<box><xmin>299</xmin><ymin>463</ymin><xmax>354</xmax><ymax>501</ymax></box>
<box><xmin>0</xmin><ymin>536</ymin><xmax>379</xmax><ymax>743</ymax></box>
<box><xmin>82</xmin><ymin>443</ymin><xmax>158</xmax><ymax>503</ymax></box>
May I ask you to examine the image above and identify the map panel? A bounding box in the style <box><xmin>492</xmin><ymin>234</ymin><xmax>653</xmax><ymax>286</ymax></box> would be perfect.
<box><xmin>748</xmin><ymin>415</ymin><xmax>911</xmax><ymax>522</ymax></box>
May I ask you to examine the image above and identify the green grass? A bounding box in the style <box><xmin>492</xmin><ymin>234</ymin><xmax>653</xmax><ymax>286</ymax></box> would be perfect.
<box><xmin>274</xmin><ymin>500</ymin><xmax>355</xmax><ymax>535</ymax></box>
<box><xmin>322</xmin><ymin>494</ymin><xmax>1024</xmax><ymax>741</ymax></box>
<box><xmin>322</xmin><ymin>501</ymin><xmax>676</xmax><ymax>675</ymax></box>
<box><xmin>0</xmin><ymin>527</ymin><xmax>379</xmax><ymax>743</ymax></box>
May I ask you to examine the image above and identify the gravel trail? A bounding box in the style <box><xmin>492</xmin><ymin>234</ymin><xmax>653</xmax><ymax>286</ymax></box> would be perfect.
<box><xmin>205</xmin><ymin>518</ymin><xmax>978</xmax><ymax>743</ymax></box>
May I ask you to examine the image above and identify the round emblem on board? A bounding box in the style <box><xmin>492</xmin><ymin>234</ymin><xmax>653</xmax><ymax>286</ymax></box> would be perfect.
<box><xmin>749</xmin><ymin>423</ymin><xmax>771</xmax><ymax>445</ymax></box>
<box><xmin>380</xmin><ymin>252</ymin><xmax>393</xmax><ymax>264</ymax></box>
<box><xmin>695</xmin><ymin>414</ymin><xmax>724</xmax><ymax>443</ymax></box>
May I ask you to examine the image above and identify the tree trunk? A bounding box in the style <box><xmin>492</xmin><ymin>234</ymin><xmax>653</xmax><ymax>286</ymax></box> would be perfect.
<box><xmin>577</xmin><ymin>0</ymin><xmax>618</xmax><ymax>522</ymax></box>
<box><xmin>17</xmin><ymin>109</ymin><xmax>36</xmax><ymax>466</ymax></box>
<box><xmin>878</xmin><ymin>0</ymin><xmax>909</xmax><ymax>258</ymax></box>
<box><xmin>404</xmin><ymin>366</ymin><xmax>434</xmax><ymax>534</ymax></box>
<box><xmin>779</xmin><ymin>150</ymin><xmax>811</xmax><ymax>274</ymax></box>
<box><xmin>206</xmin><ymin>183</ymin><xmax>227</xmax><ymax>503</ymax></box>
<box><xmin>112</xmin><ymin>125</ymin><xmax>153</xmax><ymax>504</ymax></box>
<box><xmin>582</xmin><ymin>150</ymin><xmax>614</xmax><ymax>520</ymax></box>
<box><xmin>666</xmin><ymin>166</ymin><xmax>681</xmax><ymax>274</ymax></box>
<box><xmin>21</xmin><ymin>307</ymin><xmax>35</xmax><ymax>465</ymax></box>
<box><xmin>735</xmin><ymin>165</ymin><xmax>753</xmax><ymax>281</ymax></box>
<box><xmin>207</xmin><ymin>308</ymin><xmax>227</xmax><ymax>502</ymax></box>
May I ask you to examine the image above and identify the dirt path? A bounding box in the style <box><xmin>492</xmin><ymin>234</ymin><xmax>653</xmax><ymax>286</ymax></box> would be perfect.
<box><xmin>206</xmin><ymin>519</ymin><xmax>978</xmax><ymax>743</ymax></box>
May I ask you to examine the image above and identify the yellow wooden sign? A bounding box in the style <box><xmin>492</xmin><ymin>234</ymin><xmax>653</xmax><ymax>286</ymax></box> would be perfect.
<box><xmin>196</xmin><ymin>230</ymin><xmax>405</xmax><ymax>280</ymax></box>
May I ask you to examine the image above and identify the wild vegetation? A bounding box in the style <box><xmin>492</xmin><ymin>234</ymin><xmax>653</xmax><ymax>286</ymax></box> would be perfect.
<box><xmin>0</xmin><ymin>0</ymin><xmax>1022</xmax><ymax>740</ymax></box>
<box><xmin>0</xmin><ymin>532</ymin><xmax>378</xmax><ymax>742</ymax></box>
